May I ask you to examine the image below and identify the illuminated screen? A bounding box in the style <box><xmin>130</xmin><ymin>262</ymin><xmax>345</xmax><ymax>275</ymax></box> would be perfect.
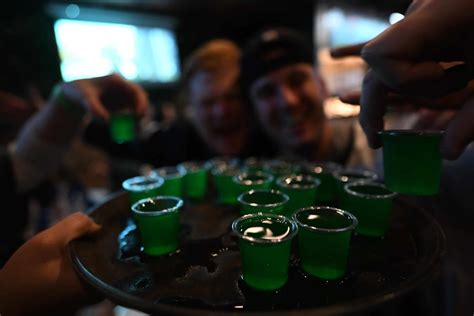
<box><xmin>315</xmin><ymin>7</ymin><xmax>393</xmax><ymax>97</ymax></box>
<box><xmin>54</xmin><ymin>19</ymin><xmax>180</xmax><ymax>83</ymax></box>
<box><xmin>316</xmin><ymin>7</ymin><xmax>390</xmax><ymax>48</ymax></box>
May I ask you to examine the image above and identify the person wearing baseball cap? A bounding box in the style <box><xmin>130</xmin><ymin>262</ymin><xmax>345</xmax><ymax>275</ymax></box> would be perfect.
<box><xmin>241</xmin><ymin>27</ymin><xmax>374</xmax><ymax>167</ymax></box>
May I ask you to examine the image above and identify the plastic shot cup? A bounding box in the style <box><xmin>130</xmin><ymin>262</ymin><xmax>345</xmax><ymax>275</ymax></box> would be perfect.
<box><xmin>204</xmin><ymin>156</ymin><xmax>240</xmax><ymax>172</ymax></box>
<box><xmin>152</xmin><ymin>166</ymin><xmax>185</xmax><ymax>197</ymax></box>
<box><xmin>131</xmin><ymin>196</ymin><xmax>182</xmax><ymax>256</ymax></box>
<box><xmin>263</xmin><ymin>159</ymin><xmax>300</xmax><ymax>188</ymax></box>
<box><xmin>178</xmin><ymin>161</ymin><xmax>207</xmax><ymax>200</ymax></box>
<box><xmin>109</xmin><ymin>111</ymin><xmax>136</xmax><ymax>143</ymax></box>
<box><xmin>333</xmin><ymin>168</ymin><xmax>378</xmax><ymax>200</ymax></box>
<box><xmin>304</xmin><ymin>162</ymin><xmax>342</xmax><ymax>204</ymax></box>
<box><xmin>211</xmin><ymin>165</ymin><xmax>241</xmax><ymax>204</ymax></box>
<box><xmin>238</xmin><ymin>189</ymin><xmax>289</xmax><ymax>215</ymax></box>
<box><xmin>233</xmin><ymin>172</ymin><xmax>274</xmax><ymax>197</ymax></box>
<box><xmin>232</xmin><ymin>213</ymin><xmax>298</xmax><ymax>291</ymax></box>
<box><xmin>341</xmin><ymin>181</ymin><xmax>397</xmax><ymax>237</ymax></box>
<box><xmin>122</xmin><ymin>175</ymin><xmax>164</xmax><ymax>206</ymax></box>
<box><xmin>379</xmin><ymin>130</ymin><xmax>443</xmax><ymax>195</ymax></box>
<box><xmin>243</xmin><ymin>157</ymin><xmax>266</xmax><ymax>173</ymax></box>
<box><xmin>276</xmin><ymin>175</ymin><xmax>321</xmax><ymax>218</ymax></box>
<box><xmin>293</xmin><ymin>206</ymin><xmax>358</xmax><ymax>280</ymax></box>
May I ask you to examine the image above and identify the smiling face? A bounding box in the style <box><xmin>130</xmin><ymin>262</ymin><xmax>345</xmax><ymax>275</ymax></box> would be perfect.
<box><xmin>189</xmin><ymin>66</ymin><xmax>249</xmax><ymax>155</ymax></box>
<box><xmin>249</xmin><ymin>63</ymin><xmax>328</xmax><ymax>151</ymax></box>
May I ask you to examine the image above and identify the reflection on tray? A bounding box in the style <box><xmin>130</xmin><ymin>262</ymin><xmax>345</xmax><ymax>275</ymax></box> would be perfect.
<box><xmin>113</xmin><ymin>207</ymin><xmax>418</xmax><ymax>310</ymax></box>
<box><xmin>71</xmin><ymin>193</ymin><xmax>444</xmax><ymax>314</ymax></box>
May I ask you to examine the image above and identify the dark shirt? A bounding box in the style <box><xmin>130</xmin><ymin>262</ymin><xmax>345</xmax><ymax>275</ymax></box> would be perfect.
<box><xmin>0</xmin><ymin>149</ymin><xmax>28</xmax><ymax>267</ymax></box>
<box><xmin>84</xmin><ymin>118</ymin><xmax>276</xmax><ymax>167</ymax></box>
<box><xmin>141</xmin><ymin>119</ymin><xmax>276</xmax><ymax>166</ymax></box>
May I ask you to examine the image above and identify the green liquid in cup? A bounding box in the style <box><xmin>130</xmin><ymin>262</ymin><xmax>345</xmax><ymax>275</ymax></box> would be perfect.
<box><xmin>238</xmin><ymin>189</ymin><xmax>289</xmax><ymax>215</ymax></box>
<box><xmin>122</xmin><ymin>176</ymin><xmax>164</xmax><ymax>206</ymax></box>
<box><xmin>233</xmin><ymin>172</ymin><xmax>274</xmax><ymax>198</ymax></box>
<box><xmin>341</xmin><ymin>182</ymin><xmax>396</xmax><ymax>237</ymax></box>
<box><xmin>153</xmin><ymin>167</ymin><xmax>184</xmax><ymax>197</ymax></box>
<box><xmin>184</xmin><ymin>169</ymin><xmax>207</xmax><ymax>199</ymax></box>
<box><xmin>110</xmin><ymin>112</ymin><xmax>136</xmax><ymax>143</ymax></box>
<box><xmin>276</xmin><ymin>175</ymin><xmax>320</xmax><ymax>218</ymax></box>
<box><xmin>304</xmin><ymin>162</ymin><xmax>342</xmax><ymax>204</ymax></box>
<box><xmin>233</xmin><ymin>214</ymin><xmax>298</xmax><ymax>291</ymax></box>
<box><xmin>132</xmin><ymin>197</ymin><xmax>182</xmax><ymax>256</ymax></box>
<box><xmin>204</xmin><ymin>156</ymin><xmax>239</xmax><ymax>172</ymax></box>
<box><xmin>212</xmin><ymin>166</ymin><xmax>240</xmax><ymax>204</ymax></box>
<box><xmin>294</xmin><ymin>207</ymin><xmax>357</xmax><ymax>280</ymax></box>
<box><xmin>263</xmin><ymin>160</ymin><xmax>299</xmax><ymax>189</ymax></box>
<box><xmin>179</xmin><ymin>162</ymin><xmax>207</xmax><ymax>200</ymax></box>
<box><xmin>333</xmin><ymin>169</ymin><xmax>378</xmax><ymax>201</ymax></box>
<box><xmin>380</xmin><ymin>130</ymin><xmax>443</xmax><ymax>195</ymax></box>
<box><xmin>243</xmin><ymin>157</ymin><xmax>266</xmax><ymax>173</ymax></box>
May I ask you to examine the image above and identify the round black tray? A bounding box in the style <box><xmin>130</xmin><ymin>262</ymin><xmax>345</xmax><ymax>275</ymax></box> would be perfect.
<box><xmin>70</xmin><ymin>191</ymin><xmax>445</xmax><ymax>315</ymax></box>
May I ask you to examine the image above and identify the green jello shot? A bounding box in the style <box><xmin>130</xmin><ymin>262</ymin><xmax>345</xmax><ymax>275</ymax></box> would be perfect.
<box><xmin>242</xmin><ymin>157</ymin><xmax>267</xmax><ymax>173</ymax></box>
<box><xmin>379</xmin><ymin>130</ymin><xmax>443</xmax><ymax>195</ymax></box>
<box><xmin>178</xmin><ymin>161</ymin><xmax>207</xmax><ymax>200</ymax></box>
<box><xmin>122</xmin><ymin>175</ymin><xmax>164</xmax><ymax>206</ymax></box>
<box><xmin>233</xmin><ymin>172</ymin><xmax>274</xmax><ymax>198</ymax></box>
<box><xmin>109</xmin><ymin>112</ymin><xmax>136</xmax><ymax>143</ymax></box>
<box><xmin>238</xmin><ymin>189</ymin><xmax>289</xmax><ymax>215</ymax></box>
<box><xmin>263</xmin><ymin>159</ymin><xmax>300</xmax><ymax>189</ymax></box>
<box><xmin>211</xmin><ymin>165</ymin><xmax>241</xmax><ymax>204</ymax></box>
<box><xmin>293</xmin><ymin>206</ymin><xmax>357</xmax><ymax>280</ymax></box>
<box><xmin>132</xmin><ymin>196</ymin><xmax>182</xmax><ymax>256</ymax></box>
<box><xmin>332</xmin><ymin>168</ymin><xmax>378</xmax><ymax>200</ymax></box>
<box><xmin>232</xmin><ymin>213</ymin><xmax>298</xmax><ymax>291</ymax></box>
<box><xmin>303</xmin><ymin>162</ymin><xmax>342</xmax><ymax>203</ymax></box>
<box><xmin>204</xmin><ymin>156</ymin><xmax>240</xmax><ymax>172</ymax></box>
<box><xmin>341</xmin><ymin>181</ymin><xmax>397</xmax><ymax>237</ymax></box>
<box><xmin>276</xmin><ymin>175</ymin><xmax>320</xmax><ymax>218</ymax></box>
<box><xmin>152</xmin><ymin>166</ymin><xmax>185</xmax><ymax>197</ymax></box>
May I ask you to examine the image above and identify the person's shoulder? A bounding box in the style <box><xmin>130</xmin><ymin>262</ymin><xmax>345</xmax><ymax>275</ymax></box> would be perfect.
<box><xmin>329</xmin><ymin>116</ymin><xmax>358</xmax><ymax>133</ymax></box>
<box><xmin>330</xmin><ymin>116</ymin><xmax>378</xmax><ymax>170</ymax></box>
<box><xmin>328</xmin><ymin>117</ymin><xmax>355</xmax><ymax>148</ymax></box>
<box><xmin>329</xmin><ymin>116</ymin><xmax>367</xmax><ymax>141</ymax></box>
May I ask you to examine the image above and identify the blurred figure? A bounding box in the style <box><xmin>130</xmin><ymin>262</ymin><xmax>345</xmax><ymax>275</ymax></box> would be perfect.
<box><xmin>0</xmin><ymin>73</ymin><xmax>147</xmax><ymax>314</ymax></box>
<box><xmin>1</xmin><ymin>73</ymin><xmax>147</xmax><ymax>265</ymax></box>
<box><xmin>0</xmin><ymin>90</ymin><xmax>39</xmax><ymax>144</ymax></box>
<box><xmin>241</xmin><ymin>28</ymin><xmax>374</xmax><ymax>167</ymax></box>
<box><xmin>182</xmin><ymin>39</ymin><xmax>250</xmax><ymax>156</ymax></box>
<box><xmin>140</xmin><ymin>39</ymin><xmax>274</xmax><ymax>166</ymax></box>
<box><xmin>0</xmin><ymin>49</ymin><xmax>43</xmax><ymax>145</ymax></box>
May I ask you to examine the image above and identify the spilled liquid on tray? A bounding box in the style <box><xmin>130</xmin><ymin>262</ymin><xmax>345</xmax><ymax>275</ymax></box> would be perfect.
<box><xmin>106</xmin><ymin>197</ymin><xmax>424</xmax><ymax>312</ymax></box>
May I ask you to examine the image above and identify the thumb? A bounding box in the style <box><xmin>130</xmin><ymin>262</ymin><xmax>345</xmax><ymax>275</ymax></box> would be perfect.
<box><xmin>330</xmin><ymin>42</ymin><xmax>367</xmax><ymax>58</ymax></box>
<box><xmin>43</xmin><ymin>212</ymin><xmax>102</xmax><ymax>247</ymax></box>
<box><xmin>339</xmin><ymin>91</ymin><xmax>361</xmax><ymax>105</ymax></box>
<box><xmin>441</xmin><ymin>96</ymin><xmax>474</xmax><ymax>160</ymax></box>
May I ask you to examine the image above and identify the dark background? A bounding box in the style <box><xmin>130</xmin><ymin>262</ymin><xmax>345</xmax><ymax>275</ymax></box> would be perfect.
<box><xmin>0</xmin><ymin>0</ymin><xmax>411</xmax><ymax>105</ymax></box>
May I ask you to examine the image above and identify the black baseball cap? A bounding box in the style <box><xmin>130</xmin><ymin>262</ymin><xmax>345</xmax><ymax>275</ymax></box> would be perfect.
<box><xmin>241</xmin><ymin>27</ymin><xmax>314</xmax><ymax>91</ymax></box>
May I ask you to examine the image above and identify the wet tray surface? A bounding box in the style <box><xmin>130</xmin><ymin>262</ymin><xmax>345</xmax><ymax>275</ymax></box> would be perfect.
<box><xmin>70</xmin><ymin>192</ymin><xmax>445</xmax><ymax>315</ymax></box>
